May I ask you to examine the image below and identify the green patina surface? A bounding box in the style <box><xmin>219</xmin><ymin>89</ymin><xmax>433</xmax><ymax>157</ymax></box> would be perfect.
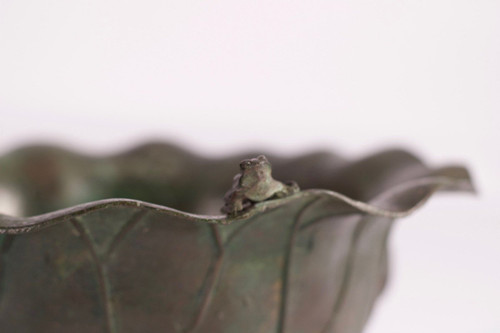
<box><xmin>0</xmin><ymin>143</ymin><xmax>474</xmax><ymax>333</ymax></box>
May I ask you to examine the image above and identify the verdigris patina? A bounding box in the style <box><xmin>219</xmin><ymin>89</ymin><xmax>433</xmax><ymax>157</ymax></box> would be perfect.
<box><xmin>0</xmin><ymin>143</ymin><xmax>474</xmax><ymax>333</ymax></box>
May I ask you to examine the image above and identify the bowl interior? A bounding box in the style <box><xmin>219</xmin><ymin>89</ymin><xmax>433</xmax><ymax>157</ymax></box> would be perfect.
<box><xmin>0</xmin><ymin>143</ymin><xmax>427</xmax><ymax>217</ymax></box>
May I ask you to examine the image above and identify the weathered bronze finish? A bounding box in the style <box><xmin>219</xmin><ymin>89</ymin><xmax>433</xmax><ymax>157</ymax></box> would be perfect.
<box><xmin>0</xmin><ymin>143</ymin><xmax>474</xmax><ymax>333</ymax></box>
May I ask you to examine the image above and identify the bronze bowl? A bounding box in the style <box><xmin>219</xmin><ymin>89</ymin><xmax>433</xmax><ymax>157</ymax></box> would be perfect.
<box><xmin>0</xmin><ymin>143</ymin><xmax>473</xmax><ymax>333</ymax></box>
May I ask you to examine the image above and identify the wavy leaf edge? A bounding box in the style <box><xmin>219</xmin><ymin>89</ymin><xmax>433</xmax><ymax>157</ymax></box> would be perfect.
<box><xmin>0</xmin><ymin>170</ymin><xmax>474</xmax><ymax>234</ymax></box>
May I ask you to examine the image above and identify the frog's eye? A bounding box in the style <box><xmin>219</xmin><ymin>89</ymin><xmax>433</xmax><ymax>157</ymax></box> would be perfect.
<box><xmin>240</xmin><ymin>160</ymin><xmax>252</xmax><ymax>169</ymax></box>
<box><xmin>257</xmin><ymin>155</ymin><xmax>268</xmax><ymax>162</ymax></box>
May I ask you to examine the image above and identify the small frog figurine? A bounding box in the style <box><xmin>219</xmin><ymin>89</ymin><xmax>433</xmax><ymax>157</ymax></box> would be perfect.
<box><xmin>221</xmin><ymin>155</ymin><xmax>300</xmax><ymax>216</ymax></box>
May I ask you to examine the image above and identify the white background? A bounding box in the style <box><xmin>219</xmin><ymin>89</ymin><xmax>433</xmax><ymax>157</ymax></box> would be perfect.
<box><xmin>1</xmin><ymin>1</ymin><xmax>499</xmax><ymax>332</ymax></box>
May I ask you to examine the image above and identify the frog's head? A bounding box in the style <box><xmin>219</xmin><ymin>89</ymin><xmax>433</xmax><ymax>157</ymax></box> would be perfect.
<box><xmin>239</xmin><ymin>155</ymin><xmax>270</xmax><ymax>170</ymax></box>
<box><xmin>239</xmin><ymin>155</ymin><xmax>273</xmax><ymax>181</ymax></box>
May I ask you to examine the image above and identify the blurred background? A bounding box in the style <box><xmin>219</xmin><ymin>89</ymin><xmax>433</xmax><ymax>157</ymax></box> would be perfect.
<box><xmin>0</xmin><ymin>0</ymin><xmax>499</xmax><ymax>332</ymax></box>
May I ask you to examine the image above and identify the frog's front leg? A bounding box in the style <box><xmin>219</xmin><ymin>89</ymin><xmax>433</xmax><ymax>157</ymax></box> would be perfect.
<box><xmin>226</xmin><ymin>189</ymin><xmax>249</xmax><ymax>215</ymax></box>
<box><xmin>274</xmin><ymin>181</ymin><xmax>300</xmax><ymax>198</ymax></box>
<box><xmin>231</xmin><ymin>196</ymin><xmax>244</xmax><ymax>214</ymax></box>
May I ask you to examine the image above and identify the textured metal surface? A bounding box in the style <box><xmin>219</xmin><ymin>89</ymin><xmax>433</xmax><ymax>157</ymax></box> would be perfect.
<box><xmin>0</xmin><ymin>143</ymin><xmax>474</xmax><ymax>332</ymax></box>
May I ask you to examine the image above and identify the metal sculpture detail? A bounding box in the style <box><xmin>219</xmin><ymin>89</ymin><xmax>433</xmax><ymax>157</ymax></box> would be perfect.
<box><xmin>221</xmin><ymin>155</ymin><xmax>299</xmax><ymax>215</ymax></box>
